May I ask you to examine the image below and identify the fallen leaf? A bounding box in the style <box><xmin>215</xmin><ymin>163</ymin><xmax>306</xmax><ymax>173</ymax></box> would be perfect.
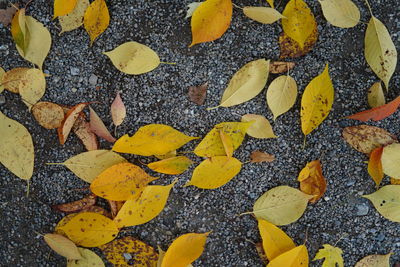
<box><xmin>267</xmin><ymin>245</ymin><xmax>309</xmax><ymax>267</ymax></box>
<box><xmin>342</xmin><ymin>125</ymin><xmax>397</xmax><ymax>154</ymax></box>
<box><xmin>252</xmin><ymin>185</ymin><xmax>313</xmax><ymax>225</ymax></box>
<box><xmin>114</xmin><ymin>180</ymin><xmax>177</xmax><ymax>227</ymax></box>
<box><xmin>104</xmin><ymin>42</ymin><xmax>160</xmax><ymax>75</ymax></box>
<box><xmin>368</xmin><ymin>146</ymin><xmax>384</xmax><ymax>187</ymax></box>
<box><xmin>363</xmin><ymin>185</ymin><xmax>400</xmax><ymax>222</ymax></box>
<box><xmin>67</xmin><ymin>247</ymin><xmax>105</xmax><ymax>267</ymax></box>
<box><xmin>250</xmin><ymin>150</ymin><xmax>275</xmax><ymax>163</ymax></box>
<box><xmin>11</xmin><ymin>9</ymin><xmax>28</xmax><ymax>54</ymax></box>
<box><xmin>148</xmin><ymin>156</ymin><xmax>193</xmax><ymax>175</ymax></box>
<box><xmin>52</xmin><ymin>194</ymin><xmax>97</xmax><ymax>213</ymax></box>
<box><xmin>54</xmin><ymin>0</ymin><xmax>78</xmax><ymax>18</ymax></box>
<box><xmin>110</xmin><ymin>91</ymin><xmax>126</xmax><ymax>126</ymax></box>
<box><xmin>255</xmin><ymin>242</ymin><xmax>268</xmax><ymax>265</ymax></box>
<box><xmin>367</xmin><ymin>82</ymin><xmax>385</xmax><ymax>108</ymax></box>
<box><xmin>211</xmin><ymin>59</ymin><xmax>269</xmax><ymax>108</ymax></box>
<box><xmin>258</xmin><ymin>219</ymin><xmax>295</xmax><ymax>261</ymax></box>
<box><xmin>269</xmin><ymin>61</ymin><xmax>295</xmax><ymax>74</ymax></box>
<box><xmin>319</xmin><ymin>0</ymin><xmax>360</xmax><ymax>28</ymax></box>
<box><xmin>266</xmin><ymin>0</ymin><xmax>274</xmax><ymax>8</ymax></box>
<box><xmin>279</xmin><ymin>27</ymin><xmax>318</xmax><ymax>59</ymax></box>
<box><xmin>297</xmin><ymin>160</ymin><xmax>326</xmax><ymax>203</ymax></box>
<box><xmin>90</xmin><ymin>162</ymin><xmax>156</xmax><ymax>201</ymax></box>
<box><xmin>61</xmin><ymin>150</ymin><xmax>127</xmax><ymax>183</ymax></box>
<box><xmin>185</xmin><ymin>2</ymin><xmax>202</xmax><ymax>19</ymax></box>
<box><xmin>107</xmin><ymin>200</ymin><xmax>123</xmax><ymax>219</ymax></box>
<box><xmin>58</xmin><ymin>102</ymin><xmax>89</xmax><ymax>145</ymax></box>
<box><xmin>313</xmin><ymin>244</ymin><xmax>344</xmax><ymax>267</ymax></box>
<box><xmin>83</xmin><ymin>0</ymin><xmax>109</xmax><ymax>45</ymax></box>
<box><xmin>381</xmin><ymin>143</ymin><xmax>400</xmax><ymax>179</ymax></box>
<box><xmin>347</xmin><ymin>95</ymin><xmax>400</xmax><ymax>121</ymax></box>
<box><xmin>194</xmin><ymin>121</ymin><xmax>252</xmax><ymax>157</ymax></box>
<box><xmin>155</xmin><ymin>150</ymin><xmax>177</xmax><ymax>160</ymax></box>
<box><xmin>219</xmin><ymin>129</ymin><xmax>234</xmax><ymax>157</ymax></box>
<box><xmin>188</xmin><ymin>82</ymin><xmax>208</xmax><ymax>105</ymax></box>
<box><xmin>89</xmin><ymin>106</ymin><xmax>116</xmax><ymax>142</ymax></box>
<box><xmin>44</xmin><ymin>233</ymin><xmax>82</xmax><ymax>260</ymax></box>
<box><xmin>355</xmin><ymin>253</ymin><xmax>392</xmax><ymax>267</ymax></box>
<box><xmin>186</xmin><ymin>156</ymin><xmax>241</xmax><ymax>189</ymax></box>
<box><xmin>282</xmin><ymin>0</ymin><xmax>316</xmax><ymax>49</ymax></box>
<box><xmin>190</xmin><ymin>0</ymin><xmax>232</xmax><ymax>46</ymax></box>
<box><xmin>365</xmin><ymin>16</ymin><xmax>397</xmax><ymax>89</ymax></box>
<box><xmin>266</xmin><ymin>75</ymin><xmax>298</xmax><ymax>120</ymax></box>
<box><xmin>57</xmin><ymin>212</ymin><xmax>119</xmax><ymax>247</ymax></box>
<box><xmin>59</xmin><ymin>0</ymin><xmax>90</xmax><ymax>34</ymax></box>
<box><xmin>391</xmin><ymin>178</ymin><xmax>400</xmax><ymax>185</ymax></box>
<box><xmin>161</xmin><ymin>232</ymin><xmax>209</xmax><ymax>267</ymax></box>
<box><xmin>301</xmin><ymin>64</ymin><xmax>334</xmax><ymax>136</ymax></box>
<box><xmin>73</xmin><ymin>114</ymin><xmax>99</xmax><ymax>151</ymax></box>
<box><xmin>113</xmin><ymin>124</ymin><xmax>198</xmax><ymax>156</ymax></box>
<box><xmin>2</xmin><ymin>67</ymin><xmax>30</xmax><ymax>93</ymax></box>
<box><xmin>241</xmin><ymin>114</ymin><xmax>277</xmax><ymax>138</ymax></box>
<box><xmin>0</xmin><ymin>111</ymin><xmax>34</xmax><ymax>180</ymax></box>
<box><xmin>99</xmin><ymin>237</ymin><xmax>158</xmax><ymax>267</ymax></box>
<box><xmin>83</xmin><ymin>206</ymin><xmax>111</xmax><ymax>218</ymax></box>
<box><xmin>243</xmin><ymin>7</ymin><xmax>284</xmax><ymax>24</ymax></box>
<box><xmin>32</xmin><ymin>101</ymin><xmax>64</xmax><ymax>129</ymax></box>
<box><xmin>0</xmin><ymin>5</ymin><xmax>17</xmax><ymax>27</ymax></box>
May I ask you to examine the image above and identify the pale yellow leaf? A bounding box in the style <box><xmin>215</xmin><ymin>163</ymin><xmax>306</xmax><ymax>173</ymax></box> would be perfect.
<box><xmin>367</xmin><ymin>82</ymin><xmax>385</xmax><ymax>108</ymax></box>
<box><xmin>59</xmin><ymin>0</ymin><xmax>90</xmax><ymax>34</ymax></box>
<box><xmin>148</xmin><ymin>156</ymin><xmax>193</xmax><ymax>175</ymax></box>
<box><xmin>243</xmin><ymin>7</ymin><xmax>284</xmax><ymax>24</ymax></box>
<box><xmin>32</xmin><ymin>101</ymin><xmax>65</xmax><ymax>129</ymax></box>
<box><xmin>266</xmin><ymin>75</ymin><xmax>297</xmax><ymax>120</ymax></box>
<box><xmin>83</xmin><ymin>0</ymin><xmax>109</xmax><ymax>45</ymax></box>
<box><xmin>381</xmin><ymin>143</ymin><xmax>400</xmax><ymax>179</ymax></box>
<box><xmin>313</xmin><ymin>244</ymin><xmax>344</xmax><ymax>267</ymax></box>
<box><xmin>319</xmin><ymin>0</ymin><xmax>360</xmax><ymax>28</ymax></box>
<box><xmin>11</xmin><ymin>9</ymin><xmax>28</xmax><ymax>54</ymax></box>
<box><xmin>54</xmin><ymin>0</ymin><xmax>78</xmax><ymax>18</ymax></box>
<box><xmin>44</xmin><ymin>233</ymin><xmax>82</xmax><ymax>260</ymax></box>
<box><xmin>110</xmin><ymin>91</ymin><xmax>126</xmax><ymax>126</ymax></box>
<box><xmin>67</xmin><ymin>248</ymin><xmax>104</xmax><ymax>267</ymax></box>
<box><xmin>266</xmin><ymin>0</ymin><xmax>274</xmax><ymax>8</ymax></box>
<box><xmin>267</xmin><ymin>245</ymin><xmax>309</xmax><ymax>267</ymax></box>
<box><xmin>363</xmin><ymin>185</ymin><xmax>400</xmax><ymax>222</ymax></box>
<box><xmin>241</xmin><ymin>114</ymin><xmax>276</xmax><ymax>139</ymax></box>
<box><xmin>355</xmin><ymin>253</ymin><xmax>391</xmax><ymax>267</ymax></box>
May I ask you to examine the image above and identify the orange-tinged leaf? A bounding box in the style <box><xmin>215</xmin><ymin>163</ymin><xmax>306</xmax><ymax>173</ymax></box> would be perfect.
<box><xmin>99</xmin><ymin>237</ymin><xmax>158</xmax><ymax>267</ymax></box>
<box><xmin>161</xmin><ymin>232</ymin><xmax>209</xmax><ymax>267</ymax></box>
<box><xmin>44</xmin><ymin>233</ymin><xmax>82</xmax><ymax>260</ymax></box>
<box><xmin>269</xmin><ymin>61</ymin><xmax>296</xmax><ymax>74</ymax></box>
<box><xmin>267</xmin><ymin>245</ymin><xmax>309</xmax><ymax>267</ymax></box>
<box><xmin>58</xmin><ymin>103</ymin><xmax>89</xmax><ymax>145</ymax></box>
<box><xmin>219</xmin><ymin>130</ymin><xmax>234</xmax><ymax>157</ymax></box>
<box><xmin>54</xmin><ymin>0</ymin><xmax>78</xmax><ymax>18</ymax></box>
<box><xmin>297</xmin><ymin>160</ymin><xmax>326</xmax><ymax>203</ymax></box>
<box><xmin>347</xmin><ymin>95</ymin><xmax>400</xmax><ymax>121</ymax></box>
<box><xmin>250</xmin><ymin>150</ymin><xmax>275</xmax><ymax>163</ymax></box>
<box><xmin>110</xmin><ymin>91</ymin><xmax>126</xmax><ymax>127</ymax></box>
<box><xmin>279</xmin><ymin>27</ymin><xmax>318</xmax><ymax>59</ymax></box>
<box><xmin>391</xmin><ymin>177</ymin><xmax>400</xmax><ymax>185</ymax></box>
<box><xmin>90</xmin><ymin>162</ymin><xmax>156</xmax><ymax>201</ymax></box>
<box><xmin>148</xmin><ymin>156</ymin><xmax>193</xmax><ymax>175</ymax></box>
<box><xmin>11</xmin><ymin>9</ymin><xmax>28</xmax><ymax>54</ymax></box>
<box><xmin>83</xmin><ymin>0</ymin><xmax>109</xmax><ymax>45</ymax></box>
<box><xmin>73</xmin><ymin>114</ymin><xmax>99</xmax><ymax>151</ymax></box>
<box><xmin>52</xmin><ymin>194</ymin><xmax>97</xmax><ymax>213</ymax></box>
<box><xmin>190</xmin><ymin>0</ymin><xmax>232</xmax><ymax>46</ymax></box>
<box><xmin>89</xmin><ymin>106</ymin><xmax>116</xmax><ymax>142</ymax></box>
<box><xmin>258</xmin><ymin>219</ymin><xmax>295</xmax><ymax>261</ymax></box>
<box><xmin>32</xmin><ymin>102</ymin><xmax>65</xmax><ymax>129</ymax></box>
<box><xmin>57</xmin><ymin>212</ymin><xmax>119</xmax><ymax>247</ymax></box>
<box><xmin>368</xmin><ymin>146</ymin><xmax>384</xmax><ymax>187</ymax></box>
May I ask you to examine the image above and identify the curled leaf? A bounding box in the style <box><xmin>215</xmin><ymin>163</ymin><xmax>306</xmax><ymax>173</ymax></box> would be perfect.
<box><xmin>58</xmin><ymin>103</ymin><xmax>89</xmax><ymax>145</ymax></box>
<box><xmin>89</xmin><ymin>106</ymin><xmax>115</xmax><ymax>142</ymax></box>
<box><xmin>11</xmin><ymin>9</ymin><xmax>28</xmax><ymax>54</ymax></box>
<box><xmin>110</xmin><ymin>91</ymin><xmax>126</xmax><ymax>126</ymax></box>
<box><xmin>83</xmin><ymin>0</ymin><xmax>109</xmax><ymax>44</ymax></box>
<box><xmin>241</xmin><ymin>114</ymin><xmax>276</xmax><ymax>138</ymax></box>
<box><xmin>297</xmin><ymin>160</ymin><xmax>326</xmax><ymax>203</ymax></box>
<box><xmin>73</xmin><ymin>114</ymin><xmax>99</xmax><ymax>151</ymax></box>
<box><xmin>52</xmin><ymin>194</ymin><xmax>97</xmax><ymax>213</ymax></box>
<box><xmin>347</xmin><ymin>95</ymin><xmax>400</xmax><ymax>121</ymax></box>
<box><xmin>44</xmin><ymin>233</ymin><xmax>82</xmax><ymax>260</ymax></box>
<box><xmin>368</xmin><ymin>146</ymin><xmax>384</xmax><ymax>187</ymax></box>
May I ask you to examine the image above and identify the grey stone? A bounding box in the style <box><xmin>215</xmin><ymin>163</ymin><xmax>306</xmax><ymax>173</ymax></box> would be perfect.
<box><xmin>70</xmin><ymin>67</ymin><xmax>80</xmax><ymax>76</ymax></box>
<box><xmin>88</xmin><ymin>74</ymin><xmax>98</xmax><ymax>85</ymax></box>
<box><xmin>356</xmin><ymin>203</ymin><xmax>369</xmax><ymax>216</ymax></box>
<box><xmin>0</xmin><ymin>95</ymin><xmax>5</xmax><ymax>105</ymax></box>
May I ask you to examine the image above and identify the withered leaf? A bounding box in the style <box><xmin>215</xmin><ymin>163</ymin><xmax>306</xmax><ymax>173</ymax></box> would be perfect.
<box><xmin>32</xmin><ymin>101</ymin><xmax>65</xmax><ymax>129</ymax></box>
<box><xmin>0</xmin><ymin>5</ymin><xmax>17</xmax><ymax>27</ymax></box>
<box><xmin>279</xmin><ymin>27</ymin><xmax>318</xmax><ymax>59</ymax></box>
<box><xmin>52</xmin><ymin>194</ymin><xmax>96</xmax><ymax>213</ymax></box>
<box><xmin>188</xmin><ymin>82</ymin><xmax>208</xmax><ymax>105</ymax></box>
<box><xmin>250</xmin><ymin>150</ymin><xmax>275</xmax><ymax>163</ymax></box>
<box><xmin>107</xmin><ymin>200</ymin><xmax>124</xmax><ymax>219</ymax></box>
<box><xmin>255</xmin><ymin>242</ymin><xmax>268</xmax><ymax>265</ymax></box>
<box><xmin>72</xmin><ymin>114</ymin><xmax>98</xmax><ymax>151</ymax></box>
<box><xmin>83</xmin><ymin>205</ymin><xmax>111</xmax><ymax>218</ymax></box>
<box><xmin>269</xmin><ymin>61</ymin><xmax>296</xmax><ymax>74</ymax></box>
<box><xmin>58</xmin><ymin>102</ymin><xmax>89</xmax><ymax>145</ymax></box>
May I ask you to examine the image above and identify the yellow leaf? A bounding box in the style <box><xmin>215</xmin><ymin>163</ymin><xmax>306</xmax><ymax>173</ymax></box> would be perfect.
<box><xmin>219</xmin><ymin>130</ymin><xmax>234</xmax><ymax>157</ymax></box>
<box><xmin>161</xmin><ymin>232</ymin><xmax>209</xmax><ymax>267</ymax></box>
<box><xmin>148</xmin><ymin>156</ymin><xmax>193</xmax><ymax>175</ymax></box>
<box><xmin>54</xmin><ymin>0</ymin><xmax>78</xmax><ymax>18</ymax></box>
<box><xmin>99</xmin><ymin>237</ymin><xmax>158</xmax><ymax>267</ymax></box>
<box><xmin>243</xmin><ymin>7</ymin><xmax>284</xmax><ymax>24</ymax></box>
<box><xmin>241</xmin><ymin>114</ymin><xmax>277</xmax><ymax>139</ymax></box>
<box><xmin>300</xmin><ymin>64</ymin><xmax>334</xmax><ymax>136</ymax></box>
<box><xmin>83</xmin><ymin>0</ymin><xmax>109</xmax><ymax>45</ymax></box>
<box><xmin>267</xmin><ymin>245</ymin><xmax>309</xmax><ymax>267</ymax></box>
<box><xmin>363</xmin><ymin>185</ymin><xmax>400</xmax><ymax>222</ymax></box>
<box><xmin>279</xmin><ymin>26</ymin><xmax>318</xmax><ymax>59</ymax></box>
<box><xmin>113</xmin><ymin>124</ymin><xmax>198</xmax><ymax>156</ymax></box>
<box><xmin>190</xmin><ymin>0</ymin><xmax>232</xmax><ymax>46</ymax></box>
<box><xmin>57</xmin><ymin>212</ymin><xmax>119</xmax><ymax>247</ymax></box>
<box><xmin>266</xmin><ymin>0</ymin><xmax>274</xmax><ymax>8</ymax></box>
<box><xmin>155</xmin><ymin>150</ymin><xmax>177</xmax><ymax>160</ymax></box>
<box><xmin>319</xmin><ymin>0</ymin><xmax>360</xmax><ymax>28</ymax></box>
<box><xmin>62</xmin><ymin>150</ymin><xmax>127</xmax><ymax>183</ymax></box>
<box><xmin>90</xmin><ymin>162</ymin><xmax>156</xmax><ymax>201</ymax></box>
<box><xmin>0</xmin><ymin>67</ymin><xmax>5</xmax><ymax>93</ymax></box>
<box><xmin>110</xmin><ymin>91</ymin><xmax>126</xmax><ymax>126</ymax></box>
<box><xmin>114</xmin><ymin>181</ymin><xmax>176</xmax><ymax>227</ymax></box>
<box><xmin>185</xmin><ymin>156</ymin><xmax>241</xmax><ymax>189</ymax></box>
<box><xmin>212</xmin><ymin>59</ymin><xmax>270</xmax><ymax>108</ymax></box>
<box><xmin>368</xmin><ymin>146</ymin><xmax>384</xmax><ymax>187</ymax></box>
<box><xmin>282</xmin><ymin>0</ymin><xmax>316</xmax><ymax>49</ymax></box>
<box><xmin>67</xmin><ymin>248</ymin><xmax>104</xmax><ymax>267</ymax></box>
<box><xmin>365</xmin><ymin>16</ymin><xmax>397</xmax><ymax>89</ymax></box>
<box><xmin>0</xmin><ymin>111</ymin><xmax>34</xmax><ymax>180</ymax></box>
<box><xmin>381</xmin><ymin>143</ymin><xmax>400</xmax><ymax>179</ymax></box>
<box><xmin>32</xmin><ymin>101</ymin><xmax>65</xmax><ymax>129</ymax></box>
<box><xmin>44</xmin><ymin>233</ymin><xmax>82</xmax><ymax>260</ymax></box>
<box><xmin>313</xmin><ymin>244</ymin><xmax>344</xmax><ymax>267</ymax></box>
<box><xmin>266</xmin><ymin>75</ymin><xmax>298</xmax><ymax>120</ymax></box>
<box><xmin>11</xmin><ymin>9</ymin><xmax>28</xmax><ymax>54</ymax></box>
<box><xmin>257</xmin><ymin>219</ymin><xmax>295</xmax><ymax>261</ymax></box>
<box><xmin>367</xmin><ymin>82</ymin><xmax>385</xmax><ymax>108</ymax></box>
<box><xmin>59</xmin><ymin>0</ymin><xmax>90</xmax><ymax>34</ymax></box>
<box><xmin>103</xmin><ymin>42</ymin><xmax>160</xmax><ymax>75</ymax></box>
<box><xmin>297</xmin><ymin>160</ymin><xmax>326</xmax><ymax>203</ymax></box>
<box><xmin>355</xmin><ymin>253</ymin><xmax>392</xmax><ymax>267</ymax></box>
<box><xmin>252</xmin><ymin>185</ymin><xmax>313</xmax><ymax>225</ymax></box>
<box><xmin>194</xmin><ymin>121</ymin><xmax>252</xmax><ymax>157</ymax></box>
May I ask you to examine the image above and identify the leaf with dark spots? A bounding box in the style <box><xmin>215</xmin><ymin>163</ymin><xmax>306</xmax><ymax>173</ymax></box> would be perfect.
<box><xmin>188</xmin><ymin>82</ymin><xmax>208</xmax><ymax>105</ymax></box>
<box><xmin>269</xmin><ymin>61</ymin><xmax>295</xmax><ymax>74</ymax></box>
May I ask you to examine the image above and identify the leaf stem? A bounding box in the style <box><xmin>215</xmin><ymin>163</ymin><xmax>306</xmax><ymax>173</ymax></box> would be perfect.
<box><xmin>302</xmin><ymin>135</ymin><xmax>307</xmax><ymax>149</ymax></box>
<box><xmin>232</xmin><ymin>3</ymin><xmax>242</xmax><ymax>9</ymax></box>
<box><xmin>364</xmin><ymin>0</ymin><xmax>373</xmax><ymax>17</ymax></box>
<box><xmin>160</xmin><ymin>61</ymin><xmax>177</xmax><ymax>65</ymax></box>
<box><xmin>26</xmin><ymin>180</ymin><xmax>30</xmax><ymax>197</ymax></box>
<box><xmin>238</xmin><ymin>211</ymin><xmax>254</xmax><ymax>216</ymax></box>
<box><xmin>206</xmin><ymin>106</ymin><xmax>219</xmax><ymax>111</ymax></box>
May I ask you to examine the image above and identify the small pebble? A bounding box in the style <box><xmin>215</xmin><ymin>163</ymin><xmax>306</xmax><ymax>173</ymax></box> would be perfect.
<box><xmin>89</xmin><ymin>74</ymin><xmax>98</xmax><ymax>85</ymax></box>
<box><xmin>70</xmin><ymin>67</ymin><xmax>80</xmax><ymax>75</ymax></box>
<box><xmin>375</xmin><ymin>233</ymin><xmax>385</xmax><ymax>242</ymax></box>
<box><xmin>71</xmin><ymin>88</ymin><xmax>77</xmax><ymax>92</ymax></box>
<box><xmin>355</xmin><ymin>203</ymin><xmax>369</xmax><ymax>216</ymax></box>
<box><xmin>0</xmin><ymin>95</ymin><xmax>5</xmax><ymax>105</ymax></box>
<box><xmin>324</xmin><ymin>196</ymin><xmax>331</xmax><ymax>201</ymax></box>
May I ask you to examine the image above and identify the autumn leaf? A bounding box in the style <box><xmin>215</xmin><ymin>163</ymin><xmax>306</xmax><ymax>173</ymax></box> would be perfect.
<box><xmin>155</xmin><ymin>150</ymin><xmax>177</xmax><ymax>160</ymax></box>
<box><xmin>347</xmin><ymin>95</ymin><xmax>400</xmax><ymax>121</ymax></box>
<box><xmin>355</xmin><ymin>253</ymin><xmax>392</xmax><ymax>267</ymax></box>
<box><xmin>89</xmin><ymin>106</ymin><xmax>116</xmax><ymax>142</ymax></box>
<box><xmin>90</xmin><ymin>162</ymin><xmax>156</xmax><ymax>201</ymax></box>
<box><xmin>44</xmin><ymin>233</ymin><xmax>82</xmax><ymax>260</ymax></box>
<box><xmin>0</xmin><ymin>4</ymin><xmax>17</xmax><ymax>27</ymax></box>
<box><xmin>67</xmin><ymin>247</ymin><xmax>104</xmax><ymax>267</ymax></box>
<box><xmin>58</xmin><ymin>103</ymin><xmax>89</xmax><ymax>145</ymax></box>
<box><xmin>148</xmin><ymin>156</ymin><xmax>193</xmax><ymax>175</ymax></box>
<box><xmin>32</xmin><ymin>101</ymin><xmax>64</xmax><ymax>129</ymax></box>
<box><xmin>186</xmin><ymin>156</ymin><xmax>241</xmax><ymax>189</ymax></box>
<box><xmin>266</xmin><ymin>0</ymin><xmax>274</xmax><ymax>8</ymax></box>
<box><xmin>83</xmin><ymin>0</ymin><xmax>109</xmax><ymax>45</ymax></box>
<box><xmin>267</xmin><ymin>245</ymin><xmax>309</xmax><ymax>267</ymax></box>
<box><xmin>367</xmin><ymin>82</ymin><xmax>385</xmax><ymax>108</ymax></box>
<box><xmin>319</xmin><ymin>0</ymin><xmax>360</xmax><ymax>28</ymax></box>
<box><xmin>52</xmin><ymin>194</ymin><xmax>97</xmax><ymax>213</ymax></box>
<box><xmin>313</xmin><ymin>244</ymin><xmax>344</xmax><ymax>267</ymax></box>
<box><xmin>11</xmin><ymin>9</ymin><xmax>28</xmax><ymax>54</ymax></box>
<box><xmin>243</xmin><ymin>7</ymin><xmax>284</xmax><ymax>24</ymax></box>
<box><xmin>104</xmin><ymin>42</ymin><xmax>160</xmax><ymax>75</ymax></box>
<box><xmin>363</xmin><ymin>185</ymin><xmax>400</xmax><ymax>222</ymax></box>
<box><xmin>279</xmin><ymin>27</ymin><xmax>318</xmax><ymax>59</ymax></box>
<box><xmin>188</xmin><ymin>82</ymin><xmax>208</xmax><ymax>105</ymax></box>
<box><xmin>161</xmin><ymin>232</ymin><xmax>209</xmax><ymax>267</ymax></box>
<box><xmin>190</xmin><ymin>0</ymin><xmax>232</xmax><ymax>46</ymax></box>
<box><xmin>110</xmin><ymin>91</ymin><xmax>126</xmax><ymax>127</ymax></box>
<box><xmin>342</xmin><ymin>125</ymin><xmax>397</xmax><ymax>154</ymax></box>
<box><xmin>54</xmin><ymin>0</ymin><xmax>78</xmax><ymax>18</ymax></box>
<box><xmin>185</xmin><ymin>2</ymin><xmax>202</xmax><ymax>19</ymax></box>
<box><xmin>301</xmin><ymin>64</ymin><xmax>334</xmax><ymax>136</ymax></box>
<box><xmin>269</xmin><ymin>61</ymin><xmax>295</xmax><ymax>74</ymax></box>
<box><xmin>73</xmin><ymin>114</ymin><xmax>99</xmax><ymax>151</ymax></box>
<box><xmin>250</xmin><ymin>150</ymin><xmax>275</xmax><ymax>163</ymax></box>
<box><xmin>241</xmin><ymin>114</ymin><xmax>276</xmax><ymax>139</ymax></box>
<box><xmin>368</xmin><ymin>146</ymin><xmax>384</xmax><ymax>187</ymax></box>
<box><xmin>219</xmin><ymin>130</ymin><xmax>234</xmax><ymax>157</ymax></box>
<box><xmin>113</xmin><ymin>124</ymin><xmax>198</xmax><ymax>156</ymax></box>
<box><xmin>266</xmin><ymin>75</ymin><xmax>298</xmax><ymax>120</ymax></box>
<box><xmin>391</xmin><ymin>178</ymin><xmax>400</xmax><ymax>185</ymax></box>
<box><xmin>381</xmin><ymin>143</ymin><xmax>400</xmax><ymax>179</ymax></box>
<box><xmin>297</xmin><ymin>160</ymin><xmax>327</xmax><ymax>203</ymax></box>
<box><xmin>59</xmin><ymin>0</ymin><xmax>90</xmax><ymax>34</ymax></box>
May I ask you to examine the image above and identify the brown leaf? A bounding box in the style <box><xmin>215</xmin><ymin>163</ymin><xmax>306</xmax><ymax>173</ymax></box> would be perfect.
<box><xmin>188</xmin><ymin>82</ymin><xmax>208</xmax><ymax>105</ymax></box>
<box><xmin>89</xmin><ymin>106</ymin><xmax>116</xmax><ymax>142</ymax></box>
<box><xmin>83</xmin><ymin>205</ymin><xmax>111</xmax><ymax>218</ymax></box>
<box><xmin>297</xmin><ymin>160</ymin><xmax>326</xmax><ymax>203</ymax></box>
<box><xmin>347</xmin><ymin>95</ymin><xmax>400</xmax><ymax>122</ymax></box>
<box><xmin>57</xmin><ymin>102</ymin><xmax>89</xmax><ymax>145</ymax></box>
<box><xmin>52</xmin><ymin>194</ymin><xmax>97</xmax><ymax>213</ymax></box>
<box><xmin>255</xmin><ymin>242</ymin><xmax>268</xmax><ymax>265</ymax></box>
<box><xmin>269</xmin><ymin>61</ymin><xmax>296</xmax><ymax>74</ymax></box>
<box><xmin>0</xmin><ymin>5</ymin><xmax>17</xmax><ymax>27</ymax></box>
<box><xmin>73</xmin><ymin>114</ymin><xmax>98</xmax><ymax>151</ymax></box>
<box><xmin>250</xmin><ymin>150</ymin><xmax>275</xmax><ymax>163</ymax></box>
<box><xmin>279</xmin><ymin>27</ymin><xmax>318</xmax><ymax>59</ymax></box>
<box><xmin>107</xmin><ymin>200</ymin><xmax>124</xmax><ymax>218</ymax></box>
<box><xmin>343</xmin><ymin>125</ymin><xmax>397</xmax><ymax>154</ymax></box>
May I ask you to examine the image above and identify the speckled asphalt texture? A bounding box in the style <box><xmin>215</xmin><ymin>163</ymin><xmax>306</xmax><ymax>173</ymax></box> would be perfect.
<box><xmin>0</xmin><ymin>0</ymin><xmax>399</xmax><ymax>266</ymax></box>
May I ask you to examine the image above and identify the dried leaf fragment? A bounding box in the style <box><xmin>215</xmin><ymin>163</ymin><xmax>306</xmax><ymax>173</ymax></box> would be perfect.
<box><xmin>367</xmin><ymin>82</ymin><xmax>385</xmax><ymax>108</ymax></box>
<box><xmin>44</xmin><ymin>233</ymin><xmax>82</xmax><ymax>260</ymax></box>
<box><xmin>52</xmin><ymin>194</ymin><xmax>96</xmax><ymax>213</ymax></box>
<box><xmin>297</xmin><ymin>160</ymin><xmax>326</xmax><ymax>203</ymax></box>
<box><xmin>83</xmin><ymin>0</ymin><xmax>109</xmax><ymax>45</ymax></box>
<box><xmin>89</xmin><ymin>106</ymin><xmax>116</xmax><ymax>142</ymax></box>
<box><xmin>32</xmin><ymin>102</ymin><xmax>64</xmax><ymax>129</ymax></box>
<box><xmin>269</xmin><ymin>61</ymin><xmax>295</xmax><ymax>74</ymax></box>
<box><xmin>250</xmin><ymin>151</ymin><xmax>275</xmax><ymax>163</ymax></box>
<box><xmin>347</xmin><ymin>95</ymin><xmax>400</xmax><ymax>121</ymax></box>
<box><xmin>188</xmin><ymin>82</ymin><xmax>208</xmax><ymax>105</ymax></box>
<box><xmin>73</xmin><ymin>114</ymin><xmax>98</xmax><ymax>151</ymax></box>
<box><xmin>110</xmin><ymin>91</ymin><xmax>126</xmax><ymax>126</ymax></box>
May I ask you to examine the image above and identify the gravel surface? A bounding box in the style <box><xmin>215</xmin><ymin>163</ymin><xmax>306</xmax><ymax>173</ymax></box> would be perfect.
<box><xmin>0</xmin><ymin>0</ymin><xmax>399</xmax><ymax>266</ymax></box>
